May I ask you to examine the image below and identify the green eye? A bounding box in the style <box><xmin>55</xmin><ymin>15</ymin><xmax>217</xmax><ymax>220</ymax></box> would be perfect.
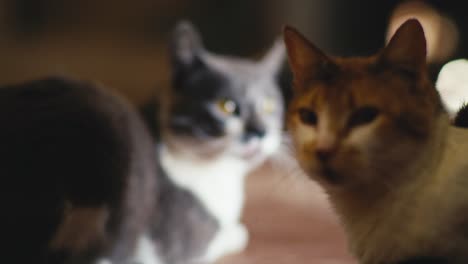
<box><xmin>216</xmin><ymin>99</ymin><xmax>238</xmax><ymax>115</ymax></box>
<box><xmin>262</xmin><ymin>98</ymin><xmax>276</xmax><ymax>114</ymax></box>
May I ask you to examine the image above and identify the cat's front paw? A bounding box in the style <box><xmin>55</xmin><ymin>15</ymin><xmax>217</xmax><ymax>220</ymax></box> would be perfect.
<box><xmin>225</xmin><ymin>223</ymin><xmax>248</xmax><ymax>254</ymax></box>
<box><xmin>203</xmin><ymin>223</ymin><xmax>249</xmax><ymax>262</ymax></box>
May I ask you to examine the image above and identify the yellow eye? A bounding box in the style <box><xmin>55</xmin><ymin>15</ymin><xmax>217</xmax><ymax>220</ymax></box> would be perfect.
<box><xmin>262</xmin><ymin>98</ymin><xmax>276</xmax><ymax>114</ymax></box>
<box><xmin>216</xmin><ymin>99</ymin><xmax>237</xmax><ymax>115</ymax></box>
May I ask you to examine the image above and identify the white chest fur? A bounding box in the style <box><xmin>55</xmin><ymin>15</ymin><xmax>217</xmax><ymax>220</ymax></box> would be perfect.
<box><xmin>159</xmin><ymin>146</ymin><xmax>250</xmax><ymax>262</ymax></box>
<box><xmin>160</xmin><ymin>146</ymin><xmax>249</xmax><ymax>224</ymax></box>
<box><xmin>131</xmin><ymin>146</ymin><xmax>250</xmax><ymax>264</ymax></box>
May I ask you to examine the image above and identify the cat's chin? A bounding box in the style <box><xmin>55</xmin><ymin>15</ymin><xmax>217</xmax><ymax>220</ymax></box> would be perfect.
<box><xmin>244</xmin><ymin>153</ymin><xmax>267</xmax><ymax>170</ymax></box>
<box><xmin>237</xmin><ymin>141</ymin><xmax>262</xmax><ymax>160</ymax></box>
<box><xmin>233</xmin><ymin>141</ymin><xmax>273</xmax><ymax>169</ymax></box>
<box><xmin>304</xmin><ymin>164</ymin><xmax>346</xmax><ymax>188</ymax></box>
<box><xmin>319</xmin><ymin>167</ymin><xmax>343</xmax><ymax>185</ymax></box>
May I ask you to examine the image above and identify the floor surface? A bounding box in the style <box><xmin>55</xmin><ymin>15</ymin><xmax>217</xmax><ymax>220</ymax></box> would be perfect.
<box><xmin>217</xmin><ymin>159</ymin><xmax>357</xmax><ymax>264</ymax></box>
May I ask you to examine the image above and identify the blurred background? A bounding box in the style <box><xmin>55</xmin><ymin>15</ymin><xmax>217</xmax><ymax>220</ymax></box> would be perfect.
<box><xmin>0</xmin><ymin>0</ymin><xmax>466</xmax><ymax>104</ymax></box>
<box><xmin>1</xmin><ymin>1</ymin><xmax>467</xmax><ymax>263</ymax></box>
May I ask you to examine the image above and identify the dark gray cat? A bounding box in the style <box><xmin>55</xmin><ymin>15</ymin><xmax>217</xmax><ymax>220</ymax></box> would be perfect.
<box><xmin>137</xmin><ymin>21</ymin><xmax>286</xmax><ymax>264</ymax></box>
<box><xmin>0</xmin><ymin>77</ymin><xmax>158</xmax><ymax>264</ymax></box>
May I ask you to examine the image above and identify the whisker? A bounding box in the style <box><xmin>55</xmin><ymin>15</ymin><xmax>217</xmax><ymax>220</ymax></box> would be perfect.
<box><xmin>254</xmin><ymin>133</ymin><xmax>311</xmax><ymax>199</ymax></box>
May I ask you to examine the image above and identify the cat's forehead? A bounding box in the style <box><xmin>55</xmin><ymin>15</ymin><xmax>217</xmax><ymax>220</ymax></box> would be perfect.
<box><xmin>296</xmin><ymin>57</ymin><xmax>413</xmax><ymax>110</ymax></box>
<box><xmin>203</xmin><ymin>52</ymin><xmax>268</xmax><ymax>81</ymax></box>
<box><xmin>201</xmin><ymin>52</ymin><xmax>280</xmax><ymax>97</ymax></box>
<box><xmin>333</xmin><ymin>56</ymin><xmax>378</xmax><ymax>77</ymax></box>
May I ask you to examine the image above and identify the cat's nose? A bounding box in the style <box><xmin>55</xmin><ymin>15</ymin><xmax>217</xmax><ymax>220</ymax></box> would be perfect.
<box><xmin>243</xmin><ymin>128</ymin><xmax>266</xmax><ymax>142</ymax></box>
<box><xmin>315</xmin><ymin>133</ymin><xmax>337</xmax><ymax>162</ymax></box>
<box><xmin>243</xmin><ymin>122</ymin><xmax>266</xmax><ymax>142</ymax></box>
<box><xmin>315</xmin><ymin>148</ymin><xmax>335</xmax><ymax>162</ymax></box>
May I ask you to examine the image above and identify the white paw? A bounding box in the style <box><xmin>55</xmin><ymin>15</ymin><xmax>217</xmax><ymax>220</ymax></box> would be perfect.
<box><xmin>130</xmin><ymin>235</ymin><xmax>164</xmax><ymax>264</ymax></box>
<box><xmin>225</xmin><ymin>224</ymin><xmax>249</xmax><ymax>254</ymax></box>
<box><xmin>202</xmin><ymin>224</ymin><xmax>249</xmax><ymax>262</ymax></box>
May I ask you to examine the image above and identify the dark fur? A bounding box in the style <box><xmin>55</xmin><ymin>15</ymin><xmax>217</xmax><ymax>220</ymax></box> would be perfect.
<box><xmin>0</xmin><ymin>77</ymin><xmax>158</xmax><ymax>264</ymax></box>
<box><xmin>395</xmin><ymin>256</ymin><xmax>449</xmax><ymax>264</ymax></box>
<box><xmin>454</xmin><ymin>103</ymin><xmax>468</xmax><ymax>128</ymax></box>
<box><xmin>140</xmin><ymin>96</ymin><xmax>161</xmax><ymax>140</ymax></box>
<box><xmin>169</xmin><ymin>65</ymin><xmax>233</xmax><ymax>139</ymax></box>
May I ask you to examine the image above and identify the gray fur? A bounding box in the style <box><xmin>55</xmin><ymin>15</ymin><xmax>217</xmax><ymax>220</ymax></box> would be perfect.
<box><xmin>140</xmin><ymin>20</ymin><xmax>286</xmax><ymax>264</ymax></box>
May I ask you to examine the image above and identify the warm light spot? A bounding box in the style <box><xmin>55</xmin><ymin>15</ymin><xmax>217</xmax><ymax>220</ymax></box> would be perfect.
<box><xmin>386</xmin><ymin>0</ymin><xmax>459</xmax><ymax>63</ymax></box>
<box><xmin>436</xmin><ymin>59</ymin><xmax>468</xmax><ymax>116</ymax></box>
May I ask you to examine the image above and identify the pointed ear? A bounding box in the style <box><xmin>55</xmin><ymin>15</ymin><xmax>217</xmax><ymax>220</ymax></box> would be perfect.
<box><xmin>283</xmin><ymin>26</ymin><xmax>336</xmax><ymax>89</ymax></box>
<box><xmin>259</xmin><ymin>38</ymin><xmax>286</xmax><ymax>75</ymax></box>
<box><xmin>381</xmin><ymin>19</ymin><xmax>427</xmax><ymax>73</ymax></box>
<box><xmin>170</xmin><ymin>20</ymin><xmax>204</xmax><ymax>68</ymax></box>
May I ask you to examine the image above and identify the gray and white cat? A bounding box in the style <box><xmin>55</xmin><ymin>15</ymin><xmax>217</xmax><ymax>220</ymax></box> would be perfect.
<box><xmin>137</xmin><ymin>21</ymin><xmax>286</xmax><ymax>264</ymax></box>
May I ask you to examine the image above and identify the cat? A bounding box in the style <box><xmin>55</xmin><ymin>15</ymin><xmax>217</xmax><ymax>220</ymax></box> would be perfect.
<box><xmin>284</xmin><ymin>19</ymin><xmax>468</xmax><ymax>264</ymax></box>
<box><xmin>137</xmin><ymin>21</ymin><xmax>286</xmax><ymax>264</ymax></box>
<box><xmin>0</xmin><ymin>77</ymin><xmax>158</xmax><ymax>264</ymax></box>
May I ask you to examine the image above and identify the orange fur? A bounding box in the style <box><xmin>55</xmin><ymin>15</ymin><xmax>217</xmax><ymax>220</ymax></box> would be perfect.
<box><xmin>284</xmin><ymin>19</ymin><xmax>468</xmax><ymax>264</ymax></box>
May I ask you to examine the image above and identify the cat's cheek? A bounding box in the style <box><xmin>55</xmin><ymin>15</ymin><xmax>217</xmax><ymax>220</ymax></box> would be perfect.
<box><xmin>332</xmin><ymin>146</ymin><xmax>367</xmax><ymax>183</ymax></box>
<box><xmin>293</xmin><ymin>123</ymin><xmax>317</xmax><ymax>147</ymax></box>
<box><xmin>345</xmin><ymin>121</ymin><xmax>381</xmax><ymax>157</ymax></box>
<box><xmin>290</xmin><ymin>124</ymin><xmax>316</xmax><ymax>163</ymax></box>
<box><xmin>261</xmin><ymin>130</ymin><xmax>281</xmax><ymax>156</ymax></box>
<box><xmin>346</xmin><ymin>122</ymin><xmax>376</xmax><ymax>143</ymax></box>
<box><xmin>294</xmin><ymin>143</ymin><xmax>321</xmax><ymax>179</ymax></box>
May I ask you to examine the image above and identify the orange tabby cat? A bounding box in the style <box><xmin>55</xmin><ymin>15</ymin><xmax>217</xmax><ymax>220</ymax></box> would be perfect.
<box><xmin>284</xmin><ymin>19</ymin><xmax>468</xmax><ymax>264</ymax></box>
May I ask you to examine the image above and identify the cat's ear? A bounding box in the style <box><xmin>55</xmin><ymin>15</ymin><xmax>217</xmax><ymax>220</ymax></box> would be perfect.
<box><xmin>170</xmin><ymin>20</ymin><xmax>204</xmax><ymax>68</ymax></box>
<box><xmin>380</xmin><ymin>19</ymin><xmax>427</xmax><ymax>73</ymax></box>
<box><xmin>283</xmin><ymin>26</ymin><xmax>336</xmax><ymax>90</ymax></box>
<box><xmin>260</xmin><ymin>38</ymin><xmax>286</xmax><ymax>75</ymax></box>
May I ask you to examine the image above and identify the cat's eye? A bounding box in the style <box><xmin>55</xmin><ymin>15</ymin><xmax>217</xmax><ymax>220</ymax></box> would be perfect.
<box><xmin>348</xmin><ymin>106</ymin><xmax>380</xmax><ymax>127</ymax></box>
<box><xmin>262</xmin><ymin>98</ymin><xmax>276</xmax><ymax>114</ymax></box>
<box><xmin>298</xmin><ymin>108</ymin><xmax>317</xmax><ymax>126</ymax></box>
<box><xmin>216</xmin><ymin>98</ymin><xmax>238</xmax><ymax>115</ymax></box>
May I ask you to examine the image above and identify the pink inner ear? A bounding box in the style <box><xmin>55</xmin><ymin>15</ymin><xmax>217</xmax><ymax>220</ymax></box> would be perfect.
<box><xmin>382</xmin><ymin>19</ymin><xmax>427</xmax><ymax>71</ymax></box>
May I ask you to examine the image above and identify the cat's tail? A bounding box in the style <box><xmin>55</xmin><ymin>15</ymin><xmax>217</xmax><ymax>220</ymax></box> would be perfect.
<box><xmin>454</xmin><ymin>103</ymin><xmax>468</xmax><ymax>128</ymax></box>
